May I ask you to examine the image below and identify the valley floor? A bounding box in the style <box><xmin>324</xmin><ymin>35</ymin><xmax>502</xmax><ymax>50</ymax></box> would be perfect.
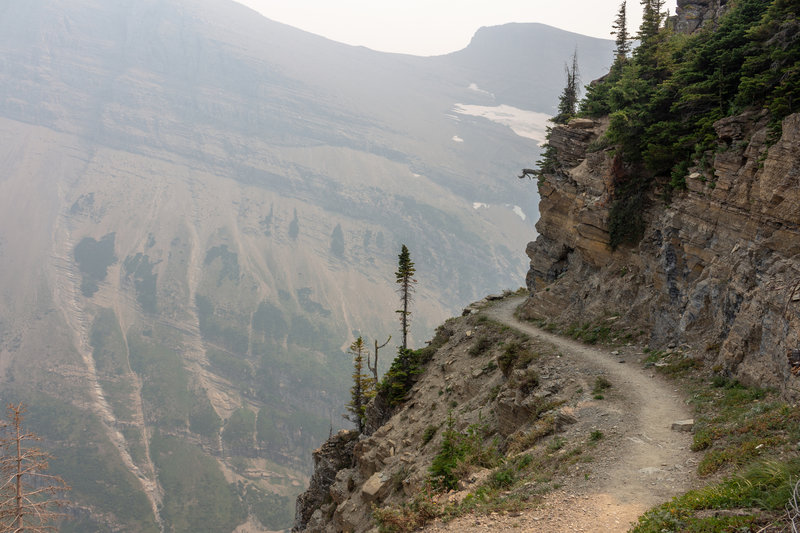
<box><xmin>423</xmin><ymin>297</ymin><xmax>697</xmax><ymax>532</ymax></box>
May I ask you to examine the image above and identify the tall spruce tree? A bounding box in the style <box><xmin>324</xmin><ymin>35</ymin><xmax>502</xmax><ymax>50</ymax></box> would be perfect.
<box><xmin>395</xmin><ymin>244</ymin><xmax>416</xmax><ymax>351</ymax></box>
<box><xmin>552</xmin><ymin>50</ymin><xmax>580</xmax><ymax>124</ymax></box>
<box><xmin>611</xmin><ymin>1</ymin><xmax>630</xmax><ymax>62</ymax></box>
<box><xmin>644</xmin><ymin>0</ymin><xmax>666</xmax><ymax>35</ymax></box>
<box><xmin>636</xmin><ymin>0</ymin><xmax>666</xmax><ymax>62</ymax></box>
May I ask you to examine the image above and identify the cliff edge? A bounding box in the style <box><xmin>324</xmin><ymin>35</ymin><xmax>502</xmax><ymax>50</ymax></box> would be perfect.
<box><xmin>293</xmin><ymin>295</ymin><xmax>698</xmax><ymax>532</ymax></box>
<box><xmin>522</xmin><ymin>111</ymin><xmax>800</xmax><ymax>396</ymax></box>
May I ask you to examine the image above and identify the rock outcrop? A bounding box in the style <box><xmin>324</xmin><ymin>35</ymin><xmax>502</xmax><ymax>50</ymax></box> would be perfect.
<box><xmin>522</xmin><ymin>112</ymin><xmax>800</xmax><ymax>396</ymax></box>
<box><xmin>294</xmin><ymin>430</ymin><xmax>359</xmax><ymax>532</ymax></box>
<box><xmin>674</xmin><ymin>0</ymin><xmax>730</xmax><ymax>34</ymax></box>
<box><xmin>293</xmin><ymin>303</ymin><xmax>581</xmax><ymax>532</ymax></box>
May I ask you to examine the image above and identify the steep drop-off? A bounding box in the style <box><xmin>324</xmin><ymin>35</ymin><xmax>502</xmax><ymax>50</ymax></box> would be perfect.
<box><xmin>293</xmin><ymin>295</ymin><xmax>696</xmax><ymax>533</ymax></box>
<box><xmin>0</xmin><ymin>0</ymin><xmax>618</xmax><ymax>530</ymax></box>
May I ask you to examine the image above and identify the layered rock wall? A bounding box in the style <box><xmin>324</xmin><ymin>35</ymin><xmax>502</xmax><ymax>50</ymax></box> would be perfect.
<box><xmin>522</xmin><ymin>113</ymin><xmax>800</xmax><ymax>396</ymax></box>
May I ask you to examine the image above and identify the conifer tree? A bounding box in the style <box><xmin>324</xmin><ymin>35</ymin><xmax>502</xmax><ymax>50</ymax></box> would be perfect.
<box><xmin>552</xmin><ymin>50</ymin><xmax>580</xmax><ymax>124</ymax></box>
<box><xmin>611</xmin><ymin>1</ymin><xmax>630</xmax><ymax>62</ymax></box>
<box><xmin>637</xmin><ymin>0</ymin><xmax>666</xmax><ymax>57</ymax></box>
<box><xmin>345</xmin><ymin>337</ymin><xmax>375</xmax><ymax>433</ymax></box>
<box><xmin>0</xmin><ymin>403</ymin><xmax>70</xmax><ymax>532</ymax></box>
<box><xmin>395</xmin><ymin>245</ymin><xmax>416</xmax><ymax>351</ymax></box>
<box><xmin>330</xmin><ymin>223</ymin><xmax>345</xmax><ymax>258</ymax></box>
<box><xmin>288</xmin><ymin>208</ymin><xmax>299</xmax><ymax>240</ymax></box>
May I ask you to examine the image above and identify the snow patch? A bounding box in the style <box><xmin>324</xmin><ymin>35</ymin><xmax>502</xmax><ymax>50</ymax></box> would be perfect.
<box><xmin>472</xmin><ymin>202</ymin><xmax>489</xmax><ymax>210</ymax></box>
<box><xmin>452</xmin><ymin>135</ymin><xmax>464</xmax><ymax>143</ymax></box>
<box><xmin>467</xmin><ymin>83</ymin><xmax>495</xmax><ymax>99</ymax></box>
<box><xmin>512</xmin><ymin>205</ymin><xmax>527</xmax><ymax>221</ymax></box>
<box><xmin>453</xmin><ymin>104</ymin><xmax>550</xmax><ymax>145</ymax></box>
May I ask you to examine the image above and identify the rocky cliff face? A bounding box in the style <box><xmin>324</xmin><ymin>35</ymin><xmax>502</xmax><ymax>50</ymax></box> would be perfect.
<box><xmin>294</xmin><ymin>430</ymin><xmax>359</xmax><ymax>532</ymax></box>
<box><xmin>674</xmin><ymin>0</ymin><xmax>729</xmax><ymax>34</ymax></box>
<box><xmin>522</xmin><ymin>112</ymin><xmax>800</xmax><ymax>396</ymax></box>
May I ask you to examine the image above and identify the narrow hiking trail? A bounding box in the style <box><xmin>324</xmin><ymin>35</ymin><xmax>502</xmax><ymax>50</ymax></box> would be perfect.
<box><xmin>425</xmin><ymin>296</ymin><xmax>697</xmax><ymax>533</ymax></box>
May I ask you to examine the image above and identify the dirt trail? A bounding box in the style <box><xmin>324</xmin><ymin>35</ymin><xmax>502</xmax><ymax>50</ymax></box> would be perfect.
<box><xmin>425</xmin><ymin>296</ymin><xmax>697</xmax><ymax>532</ymax></box>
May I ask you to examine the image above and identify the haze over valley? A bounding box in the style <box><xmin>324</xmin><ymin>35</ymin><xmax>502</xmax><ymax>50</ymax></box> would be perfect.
<box><xmin>0</xmin><ymin>0</ymin><xmax>614</xmax><ymax>530</ymax></box>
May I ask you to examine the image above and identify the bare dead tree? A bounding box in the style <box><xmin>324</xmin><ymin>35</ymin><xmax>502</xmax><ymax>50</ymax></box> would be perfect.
<box><xmin>367</xmin><ymin>335</ymin><xmax>391</xmax><ymax>382</ymax></box>
<box><xmin>0</xmin><ymin>403</ymin><xmax>70</xmax><ymax>532</ymax></box>
<box><xmin>787</xmin><ymin>477</ymin><xmax>800</xmax><ymax>533</ymax></box>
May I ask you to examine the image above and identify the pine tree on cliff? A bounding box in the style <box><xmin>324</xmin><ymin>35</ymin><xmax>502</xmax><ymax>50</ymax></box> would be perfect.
<box><xmin>379</xmin><ymin>245</ymin><xmax>419</xmax><ymax>406</ymax></box>
<box><xmin>611</xmin><ymin>1</ymin><xmax>631</xmax><ymax>63</ymax></box>
<box><xmin>579</xmin><ymin>1</ymin><xmax>632</xmax><ymax>117</ymax></box>
<box><xmin>345</xmin><ymin>337</ymin><xmax>375</xmax><ymax>433</ymax></box>
<box><xmin>552</xmin><ymin>50</ymin><xmax>580</xmax><ymax>125</ymax></box>
<box><xmin>395</xmin><ymin>244</ymin><xmax>416</xmax><ymax>351</ymax></box>
<box><xmin>635</xmin><ymin>0</ymin><xmax>667</xmax><ymax>69</ymax></box>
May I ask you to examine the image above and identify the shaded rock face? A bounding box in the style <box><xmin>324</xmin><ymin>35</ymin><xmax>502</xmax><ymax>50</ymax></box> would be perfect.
<box><xmin>294</xmin><ymin>430</ymin><xmax>359</xmax><ymax>532</ymax></box>
<box><xmin>523</xmin><ymin>112</ymin><xmax>800</xmax><ymax>396</ymax></box>
<box><xmin>527</xmin><ymin>118</ymin><xmax>616</xmax><ymax>290</ymax></box>
<box><xmin>675</xmin><ymin>0</ymin><xmax>729</xmax><ymax>34</ymax></box>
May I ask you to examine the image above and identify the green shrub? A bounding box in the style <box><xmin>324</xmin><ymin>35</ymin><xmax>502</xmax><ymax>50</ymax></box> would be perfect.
<box><xmin>489</xmin><ymin>467</ymin><xmax>515</xmax><ymax>489</ymax></box>
<box><xmin>497</xmin><ymin>342</ymin><xmax>538</xmax><ymax>377</ymax></box>
<box><xmin>381</xmin><ymin>326</ymin><xmax>453</xmax><ymax>406</ymax></box>
<box><xmin>429</xmin><ymin>414</ymin><xmax>499</xmax><ymax>491</ymax></box>
<box><xmin>547</xmin><ymin>436</ymin><xmax>566</xmax><ymax>452</ymax></box>
<box><xmin>421</xmin><ymin>425</ymin><xmax>438</xmax><ymax>445</ymax></box>
<box><xmin>469</xmin><ymin>335</ymin><xmax>493</xmax><ymax>357</ymax></box>
<box><xmin>592</xmin><ymin>376</ymin><xmax>612</xmax><ymax>395</ymax></box>
<box><xmin>691</xmin><ymin>429</ymin><xmax>712</xmax><ymax>452</ymax></box>
<box><xmin>497</xmin><ymin>343</ymin><xmax>520</xmax><ymax>376</ymax></box>
<box><xmin>510</xmin><ymin>368</ymin><xmax>539</xmax><ymax>394</ymax></box>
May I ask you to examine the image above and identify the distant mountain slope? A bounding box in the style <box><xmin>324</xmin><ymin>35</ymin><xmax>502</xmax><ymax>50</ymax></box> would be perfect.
<box><xmin>0</xmin><ymin>0</ymin><xmax>614</xmax><ymax>530</ymax></box>
<box><xmin>436</xmin><ymin>22</ymin><xmax>617</xmax><ymax>111</ymax></box>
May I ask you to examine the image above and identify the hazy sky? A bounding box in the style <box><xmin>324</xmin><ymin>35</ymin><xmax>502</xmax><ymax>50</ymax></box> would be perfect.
<box><xmin>234</xmin><ymin>0</ymin><xmax>679</xmax><ymax>56</ymax></box>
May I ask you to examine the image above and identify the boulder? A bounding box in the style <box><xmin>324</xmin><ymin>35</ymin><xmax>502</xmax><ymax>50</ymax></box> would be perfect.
<box><xmin>361</xmin><ymin>471</ymin><xmax>390</xmax><ymax>502</ymax></box>
<box><xmin>671</xmin><ymin>419</ymin><xmax>695</xmax><ymax>432</ymax></box>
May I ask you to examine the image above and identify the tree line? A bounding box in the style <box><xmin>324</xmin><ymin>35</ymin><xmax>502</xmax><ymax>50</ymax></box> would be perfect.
<box><xmin>536</xmin><ymin>0</ymin><xmax>800</xmax><ymax>248</ymax></box>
